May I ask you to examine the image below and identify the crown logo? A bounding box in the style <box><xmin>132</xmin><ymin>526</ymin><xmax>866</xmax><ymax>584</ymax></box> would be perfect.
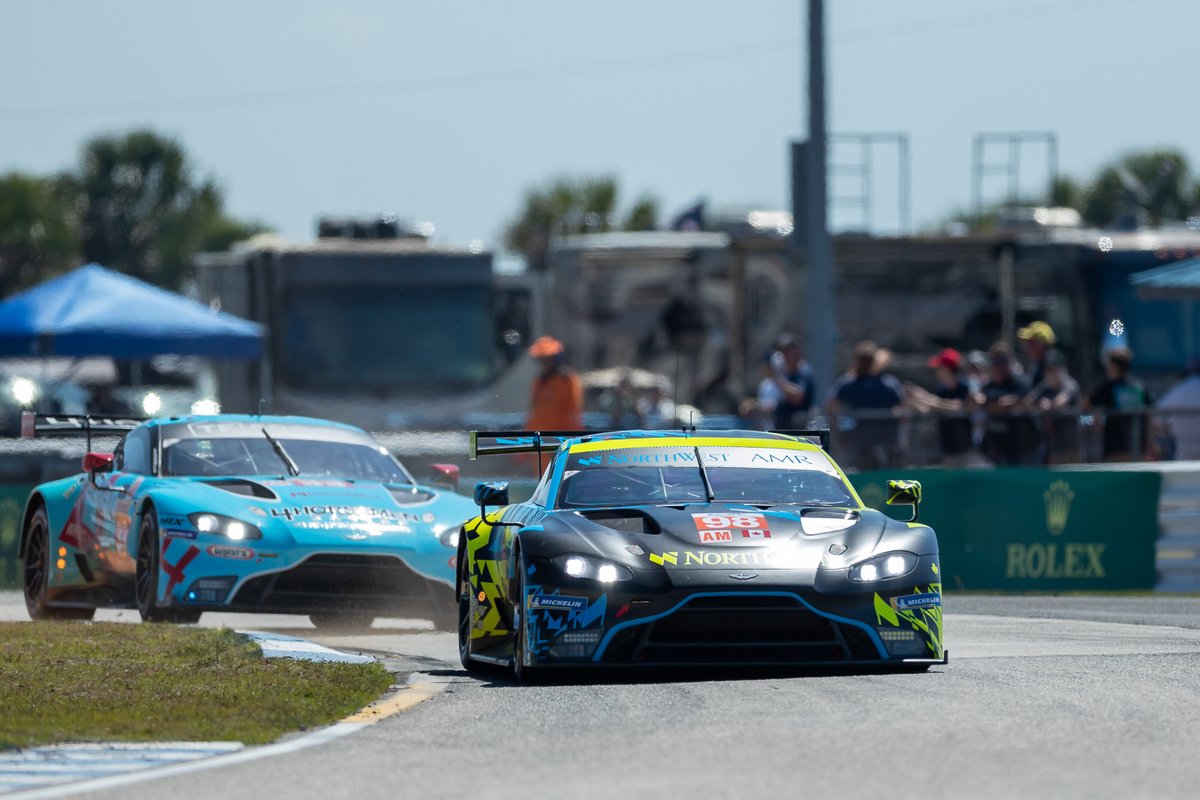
<box><xmin>1044</xmin><ymin>480</ymin><xmax>1074</xmax><ymax>536</ymax></box>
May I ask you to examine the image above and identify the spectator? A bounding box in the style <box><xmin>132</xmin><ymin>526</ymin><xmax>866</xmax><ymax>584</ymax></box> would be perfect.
<box><xmin>739</xmin><ymin>352</ymin><xmax>783</xmax><ymax>429</ymax></box>
<box><xmin>771</xmin><ymin>335</ymin><xmax>815</xmax><ymax>429</ymax></box>
<box><xmin>1024</xmin><ymin>349</ymin><xmax>1082</xmax><ymax>464</ymax></box>
<box><xmin>826</xmin><ymin>340</ymin><xmax>904</xmax><ymax>470</ymax></box>
<box><xmin>1087</xmin><ymin>346</ymin><xmax>1151</xmax><ymax>462</ymax></box>
<box><xmin>907</xmin><ymin>348</ymin><xmax>973</xmax><ymax>467</ymax></box>
<box><xmin>1156</xmin><ymin>359</ymin><xmax>1200</xmax><ymax>460</ymax></box>
<box><xmin>976</xmin><ymin>343</ymin><xmax>1040</xmax><ymax>466</ymax></box>
<box><xmin>1017</xmin><ymin>320</ymin><xmax>1056</xmax><ymax>388</ymax></box>
<box><xmin>964</xmin><ymin>350</ymin><xmax>988</xmax><ymax>394</ymax></box>
<box><xmin>525</xmin><ymin>335</ymin><xmax>583</xmax><ymax>431</ymax></box>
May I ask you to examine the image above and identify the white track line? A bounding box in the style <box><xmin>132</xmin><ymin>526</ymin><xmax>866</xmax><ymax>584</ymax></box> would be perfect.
<box><xmin>2</xmin><ymin>678</ymin><xmax>445</xmax><ymax>800</ymax></box>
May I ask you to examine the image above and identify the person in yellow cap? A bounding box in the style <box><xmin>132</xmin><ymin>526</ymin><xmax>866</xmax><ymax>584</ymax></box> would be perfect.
<box><xmin>1017</xmin><ymin>320</ymin><xmax>1056</xmax><ymax>388</ymax></box>
<box><xmin>525</xmin><ymin>335</ymin><xmax>583</xmax><ymax>432</ymax></box>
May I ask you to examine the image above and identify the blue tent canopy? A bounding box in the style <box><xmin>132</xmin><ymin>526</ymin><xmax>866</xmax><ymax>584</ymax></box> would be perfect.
<box><xmin>0</xmin><ymin>264</ymin><xmax>263</xmax><ymax>359</ymax></box>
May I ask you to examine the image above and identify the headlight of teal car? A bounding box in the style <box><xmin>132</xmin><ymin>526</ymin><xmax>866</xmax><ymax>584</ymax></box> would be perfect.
<box><xmin>187</xmin><ymin>512</ymin><xmax>262</xmax><ymax>541</ymax></box>
<box><xmin>848</xmin><ymin>551</ymin><xmax>918</xmax><ymax>582</ymax></box>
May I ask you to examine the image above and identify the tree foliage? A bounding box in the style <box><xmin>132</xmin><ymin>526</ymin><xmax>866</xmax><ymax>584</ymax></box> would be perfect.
<box><xmin>504</xmin><ymin>175</ymin><xmax>659</xmax><ymax>268</ymax></box>
<box><xmin>0</xmin><ymin>172</ymin><xmax>79</xmax><ymax>296</ymax></box>
<box><xmin>0</xmin><ymin>130</ymin><xmax>265</xmax><ymax>295</ymax></box>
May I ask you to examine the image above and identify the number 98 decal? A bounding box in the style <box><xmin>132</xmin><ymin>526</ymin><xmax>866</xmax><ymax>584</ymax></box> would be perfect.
<box><xmin>692</xmin><ymin>512</ymin><xmax>771</xmax><ymax>543</ymax></box>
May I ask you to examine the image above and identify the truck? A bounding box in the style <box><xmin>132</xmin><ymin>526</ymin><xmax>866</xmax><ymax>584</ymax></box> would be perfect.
<box><xmin>194</xmin><ymin>231</ymin><xmax>542</xmax><ymax>430</ymax></box>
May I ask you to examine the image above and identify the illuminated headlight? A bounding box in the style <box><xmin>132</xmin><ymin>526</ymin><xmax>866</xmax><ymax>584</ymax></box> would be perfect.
<box><xmin>10</xmin><ymin>377</ymin><xmax>38</xmax><ymax>407</ymax></box>
<box><xmin>848</xmin><ymin>551</ymin><xmax>918</xmax><ymax>582</ymax></box>
<box><xmin>552</xmin><ymin>554</ymin><xmax>633</xmax><ymax>582</ymax></box>
<box><xmin>187</xmin><ymin>512</ymin><xmax>261</xmax><ymax>540</ymax></box>
<box><xmin>191</xmin><ymin>398</ymin><xmax>221</xmax><ymax>415</ymax></box>
<box><xmin>142</xmin><ymin>391</ymin><xmax>163</xmax><ymax>416</ymax></box>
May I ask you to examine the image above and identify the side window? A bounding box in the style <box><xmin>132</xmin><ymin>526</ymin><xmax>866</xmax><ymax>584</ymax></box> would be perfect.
<box><xmin>119</xmin><ymin>428</ymin><xmax>152</xmax><ymax>474</ymax></box>
<box><xmin>529</xmin><ymin>455</ymin><xmax>558</xmax><ymax>508</ymax></box>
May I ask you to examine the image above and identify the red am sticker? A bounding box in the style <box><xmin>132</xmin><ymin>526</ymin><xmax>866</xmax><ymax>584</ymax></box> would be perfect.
<box><xmin>692</xmin><ymin>512</ymin><xmax>771</xmax><ymax>541</ymax></box>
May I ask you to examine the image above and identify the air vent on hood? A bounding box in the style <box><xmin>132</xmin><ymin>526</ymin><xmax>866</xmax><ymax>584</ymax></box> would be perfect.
<box><xmin>389</xmin><ymin>487</ymin><xmax>434</xmax><ymax>505</ymax></box>
<box><xmin>201</xmin><ymin>479</ymin><xmax>277</xmax><ymax>499</ymax></box>
<box><xmin>800</xmin><ymin>509</ymin><xmax>859</xmax><ymax>535</ymax></box>
<box><xmin>578</xmin><ymin>510</ymin><xmax>661</xmax><ymax>535</ymax></box>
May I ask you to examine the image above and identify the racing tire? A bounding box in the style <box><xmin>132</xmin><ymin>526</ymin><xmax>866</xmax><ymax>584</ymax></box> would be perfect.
<box><xmin>23</xmin><ymin>506</ymin><xmax>95</xmax><ymax>621</ymax></box>
<box><xmin>136</xmin><ymin>512</ymin><xmax>201</xmax><ymax>624</ymax></box>
<box><xmin>511</xmin><ymin>549</ymin><xmax>541</xmax><ymax>683</ymax></box>
<box><xmin>457</xmin><ymin>538</ymin><xmax>483</xmax><ymax>672</ymax></box>
<box><xmin>309</xmin><ymin>611</ymin><xmax>376</xmax><ymax>633</ymax></box>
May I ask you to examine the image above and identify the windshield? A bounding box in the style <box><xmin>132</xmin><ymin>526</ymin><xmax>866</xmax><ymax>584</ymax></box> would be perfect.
<box><xmin>556</xmin><ymin>445</ymin><xmax>857</xmax><ymax>509</ymax></box>
<box><xmin>281</xmin><ymin>286</ymin><xmax>494</xmax><ymax>392</ymax></box>
<box><xmin>164</xmin><ymin>436</ymin><xmax>412</xmax><ymax>482</ymax></box>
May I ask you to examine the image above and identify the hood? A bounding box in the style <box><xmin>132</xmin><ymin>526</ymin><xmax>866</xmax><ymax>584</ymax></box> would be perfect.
<box><xmin>190</xmin><ymin>476</ymin><xmax>451</xmax><ymax>547</ymax></box>
<box><xmin>539</xmin><ymin>503</ymin><xmax>897</xmax><ymax>571</ymax></box>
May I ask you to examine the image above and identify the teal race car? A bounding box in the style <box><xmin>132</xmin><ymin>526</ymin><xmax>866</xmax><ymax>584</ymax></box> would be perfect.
<box><xmin>20</xmin><ymin>413</ymin><xmax>477</xmax><ymax>629</ymax></box>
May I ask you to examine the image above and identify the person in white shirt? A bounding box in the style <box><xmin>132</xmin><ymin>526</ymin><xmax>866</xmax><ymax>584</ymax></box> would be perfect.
<box><xmin>1157</xmin><ymin>360</ymin><xmax>1200</xmax><ymax>460</ymax></box>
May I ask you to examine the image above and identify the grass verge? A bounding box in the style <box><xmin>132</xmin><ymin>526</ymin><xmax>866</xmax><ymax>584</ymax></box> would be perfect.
<box><xmin>0</xmin><ymin>622</ymin><xmax>393</xmax><ymax>750</ymax></box>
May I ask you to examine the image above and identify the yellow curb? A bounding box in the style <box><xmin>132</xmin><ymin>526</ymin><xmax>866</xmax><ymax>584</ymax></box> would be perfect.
<box><xmin>340</xmin><ymin>683</ymin><xmax>441</xmax><ymax>724</ymax></box>
<box><xmin>1157</xmin><ymin>549</ymin><xmax>1196</xmax><ymax>560</ymax></box>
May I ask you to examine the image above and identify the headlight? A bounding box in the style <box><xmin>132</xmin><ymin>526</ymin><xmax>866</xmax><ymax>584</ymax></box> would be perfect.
<box><xmin>187</xmin><ymin>512</ymin><xmax>262</xmax><ymax>540</ymax></box>
<box><xmin>848</xmin><ymin>551</ymin><xmax>917</xmax><ymax>582</ymax></box>
<box><xmin>10</xmin><ymin>377</ymin><xmax>38</xmax><ymax>407</ymax></box>
<box><xmin>552</xmin><ymin>554</ymin><xmax>633</xmax><ymax>583</ymax></box>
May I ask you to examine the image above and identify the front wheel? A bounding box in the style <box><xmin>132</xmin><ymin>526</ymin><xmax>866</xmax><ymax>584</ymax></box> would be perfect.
<box><xmin>136</xmin><ymin>512</ymin><xmax>199</xmax><ymax>624</ymax></box>
<box><xmin>511</xmin><ymin>550</ymin><xmax>540</xmax><ymax>683</ymax></box>
<box><xmin>457</xmin><ymin>538</ymin><xmax>482</xmax><ymax>672</ymax></box>
<box><xmin>23</xmin><ymin>506</ymin><xmax>94</xmax><ymax>621</ymax></box>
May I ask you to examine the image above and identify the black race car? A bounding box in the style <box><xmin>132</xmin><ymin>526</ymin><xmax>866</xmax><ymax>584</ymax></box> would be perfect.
<box><xmin>456</xmin><ymin>429</ymin><xmax>946</xmax><ymax>679</ymax></box>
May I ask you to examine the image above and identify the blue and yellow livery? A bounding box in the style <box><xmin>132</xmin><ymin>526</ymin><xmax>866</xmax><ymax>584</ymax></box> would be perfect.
<box><xmin>456</xmin><ymin>429</ymin><xmax>946</xmax><ymax>679</ymax></box>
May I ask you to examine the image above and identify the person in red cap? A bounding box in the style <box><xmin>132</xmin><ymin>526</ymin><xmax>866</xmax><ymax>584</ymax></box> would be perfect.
<box><xmin>907</xmin><ymin>348</ymin><xmax>974</xmax><ymax>466</ymax></box>
<box><xmin>525</xmin><ymin>335</ymin><xmax>582</xmax><ymax>432</ymax></box>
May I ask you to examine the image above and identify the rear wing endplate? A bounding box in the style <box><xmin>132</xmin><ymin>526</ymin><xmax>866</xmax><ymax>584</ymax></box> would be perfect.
<box><xmin>770</xmin><ymin>429</ymin><xmax>831</xmax><ymax>451</ymax></box>
<box><xmin>21</xmin><ymin>411</ymin><xmax>145</xmax><ymax>451</ymax></box>
<box><xmin>468</xmin><ymin>430</ymin><xmax>592</xmax><ymax>460</ymax></box>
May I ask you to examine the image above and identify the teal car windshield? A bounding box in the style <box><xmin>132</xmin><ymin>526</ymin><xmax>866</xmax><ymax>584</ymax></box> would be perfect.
<box><xmin>557</xmin><ymin>446</ymin><xmax>856</xmax><ymax>509</ymax></box>
<box><xmin>164</xmin><ymin>437</ymin><xmax>411</xmax><ymax>483</ymax></box>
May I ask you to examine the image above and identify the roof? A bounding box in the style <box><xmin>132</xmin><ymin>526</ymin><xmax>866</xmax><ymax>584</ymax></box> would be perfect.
<box><xmin>0</xmin><ymin>264</ymin><xmax>263</xmax><ymax>359</ymax></box>
<box><xmin>550</xmin><ymin>231</ymin><xmax>731</xmax><ymax>253</ymax></box>
<box><xmin>145</xmin><ymin>414</ymin><xmax>364</xmax><ymax>433</ymax></box>
<box><xmin>1130</xmin><ymin>257</ymin><xmax>1200</xmax><ymax>297</ymax></box>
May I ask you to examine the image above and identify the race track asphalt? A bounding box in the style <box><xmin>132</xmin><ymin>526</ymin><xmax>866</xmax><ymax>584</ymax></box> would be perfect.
<box><xmin>4</xmin><ymin>593</ymin><xmax>1200</xmax><ymax>800</ymax></box>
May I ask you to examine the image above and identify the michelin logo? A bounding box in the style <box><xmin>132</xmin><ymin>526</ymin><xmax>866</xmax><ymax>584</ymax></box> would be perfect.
<box><xmin>891</xmin><ymin>592</ymin><xmax>941</xmax><ymax>610</ymax></box>
<box><xmin>529</xmin><ymin>594</ymin><xmax>588</xmax><ymax>611</ymax></box>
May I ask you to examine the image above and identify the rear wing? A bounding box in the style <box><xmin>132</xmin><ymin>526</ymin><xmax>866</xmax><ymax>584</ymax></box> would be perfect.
<box><xmin>468</xmin><ymin>430</ymin><xmax>591</xmax><ymax>460</ymax></box>
<box><xmin>771</xmin><ymin>429</ymin><xmax>831</xmax><ymax>451</ymax></box>
<box><xmin>21</xmin><ymin>412</ymin><xmax>145</xmax><ymax>451</ymax></box>
<box><xmin>469</xmin><ymin>428</ymin><xmax>832</xmax><ymax>460</ymax></box>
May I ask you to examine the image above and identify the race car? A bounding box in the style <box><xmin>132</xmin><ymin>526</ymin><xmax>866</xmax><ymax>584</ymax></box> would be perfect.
<box><xmin>20</xmin><ymin>412</ymin><xmax>477</xmax><ymax>629</ymax></box>
<box><xmin>456</xmin><ymin>429</ymin><xmax>946</xmax><ymax>678</ymax></box>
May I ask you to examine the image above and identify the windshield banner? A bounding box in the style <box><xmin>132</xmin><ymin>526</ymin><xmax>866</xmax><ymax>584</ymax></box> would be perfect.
<box><xmin>566</xmin><ymin>447</ymin><xmax>840</xmax><ymax>476</ymax></box>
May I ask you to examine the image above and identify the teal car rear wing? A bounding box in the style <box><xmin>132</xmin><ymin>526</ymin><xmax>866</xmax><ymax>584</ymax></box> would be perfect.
<box><xmin>21</xmin><ymin>411</ymin><xmax>145</xmax><ymax>450</ymax></box>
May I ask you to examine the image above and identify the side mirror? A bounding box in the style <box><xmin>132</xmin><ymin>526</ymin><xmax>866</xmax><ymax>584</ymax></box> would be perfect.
<box><xmin>885</xmin><ymin>479</ymin><xmax>922</xmax><ymax>522</ymax></box>
<box><xmin>429</xmin><ymin>463</ymin><xmax>460</xmax><ymax>491</ymax></box>
<box><xmin>83</xmin><ymin>452</ymin><xmax>115</xmax><ymax>475</ymax></box>
<box><xmin>473</xmin><ymin>480</ymin><xmax>509</xmax><ymax>512</ymax></box>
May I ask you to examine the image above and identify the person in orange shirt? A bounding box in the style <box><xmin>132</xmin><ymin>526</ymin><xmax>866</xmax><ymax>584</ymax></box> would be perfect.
<box><xmin>525</xmin><ymin>335</ymin><xmax>583</xmax><ymax>431</ymax></box>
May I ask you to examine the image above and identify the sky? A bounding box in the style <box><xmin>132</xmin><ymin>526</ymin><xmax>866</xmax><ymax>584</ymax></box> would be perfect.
<box><xmin>2</xmin><ymin>0</ymin><xmax>1196</xmax><ymax>249</ymax></box>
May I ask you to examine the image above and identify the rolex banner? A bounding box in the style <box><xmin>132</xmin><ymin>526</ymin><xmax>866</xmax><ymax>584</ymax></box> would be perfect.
<box><xmin>0</xmin><ymin>485</ymin><xmax>28</xmax><ymax>591</ymax></box>
<box><xmin>850</xmin><ymin>469</ymin><xmax>1162</xmax><ymax>591</ymax></box>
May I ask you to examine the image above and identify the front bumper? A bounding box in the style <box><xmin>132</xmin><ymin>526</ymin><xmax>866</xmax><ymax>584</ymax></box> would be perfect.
<box><xmin>518</xmin><ymin>560</ymin><xmax>944</xmax><ymax>669</ymax></box>
<box><xmin>170</xmin><ymin>551</ymin><xmax>453</xmax><ymax>615</ymax></box>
